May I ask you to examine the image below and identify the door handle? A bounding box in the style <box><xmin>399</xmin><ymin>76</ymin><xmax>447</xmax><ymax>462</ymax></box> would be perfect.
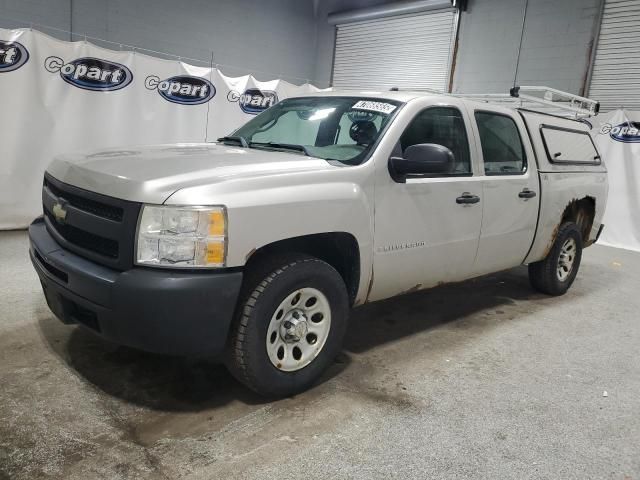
<box><xmin>518</xmin><ymin>188</ymin><xmax>537</xmax><ymax>199</ymax></box>
<box><xmin>456</xmin><ymin>192</ymin><xmax>480</xmax><ymax>204</ymax></box>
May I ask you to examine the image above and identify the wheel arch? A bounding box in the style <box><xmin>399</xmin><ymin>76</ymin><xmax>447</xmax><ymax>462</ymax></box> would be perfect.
<box><xmin>525</xmin><ymin>190</ymin><xmax>599</xmax><ymax>265</ymax></box>
<box><xmin>560</xmin><ymin>196</ymin><xmax>596</xmax><ymax>246</ymax></box>
<box><xmin>244</xmin><ymin>232</ymin><xmax>361</xmax><ymax>306</ymax></box>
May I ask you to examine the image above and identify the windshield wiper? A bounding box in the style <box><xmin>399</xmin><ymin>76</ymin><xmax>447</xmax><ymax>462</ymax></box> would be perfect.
<box><xmin>217</xmin><ymin>135</ymin><xmax>248</xmax><ymax>148</ymax></box>
<box><xmin>249</xmin><ymin>141</ymin><xmax>312</xmax><ymax>157</ymax></box>
<box><xmin>218</xmin><ymin>138</ymin><xmax>315</xmax><ymax>157</ymax></box>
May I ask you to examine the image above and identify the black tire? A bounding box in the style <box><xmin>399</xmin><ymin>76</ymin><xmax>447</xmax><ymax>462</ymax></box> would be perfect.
<box><xmin>226</xmin><ymin>254</ymin><xmax>349</xmax><ymax>397</ymax></box>
<box><xmin>528</xmin><ymin>222</ymin><xmax>583</xmax><ymax>296</ymax></box>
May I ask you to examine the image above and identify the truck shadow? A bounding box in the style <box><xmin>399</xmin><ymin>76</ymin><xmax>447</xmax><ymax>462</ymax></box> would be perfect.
<box><xmin>37</xmin><ymin>264</ymin><xmax>594</xmax><ymax>412</ymax></box>
<box><xmin>344</xmin><ymin>266</ymin><xmax>545</xmax><ymax>354</ymax></box>
<box><xmin>37</xmin><ymin>315</ymin><xmax>272</xmax><ymax>410</ymax></box>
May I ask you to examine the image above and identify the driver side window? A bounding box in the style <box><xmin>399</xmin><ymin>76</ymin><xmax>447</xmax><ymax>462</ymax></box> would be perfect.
<box><xmin>399</xmin><ymin>107</ymin><xmax>472</xmax><ymax>175</ymax></box>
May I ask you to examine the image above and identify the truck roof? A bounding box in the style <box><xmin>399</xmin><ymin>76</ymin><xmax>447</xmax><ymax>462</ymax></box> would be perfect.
<box><xmin>303</xmin><ymin>89</ymin><xmax>426</xmax><ymax>102</ymax></box>
<box><xmin>302</xmin><ymin>89</ymin><xmax>516</xmax><ymax>112</ymax></box>
<box><xmin>300</xmin><ymin>90</ymin><xmax>569</xmax><ymax>126</ymax></box>
<box><xmin>303</xmin><ymin>86</ymin><xmax>600</xmax><ymax>120</ymax></box>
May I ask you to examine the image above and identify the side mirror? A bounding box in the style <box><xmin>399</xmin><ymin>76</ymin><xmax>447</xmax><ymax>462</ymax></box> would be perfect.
<box><xmin>389</xmin><ymin>144</ymin><xmax>455</xmax><ymax>182</ymax></box>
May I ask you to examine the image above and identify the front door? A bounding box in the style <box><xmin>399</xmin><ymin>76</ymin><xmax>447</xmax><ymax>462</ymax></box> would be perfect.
<box><xmin>369</xmin><ymin>104</ymin><xmax>483</xmax><ymax>302</ymax></box>
<box><xmin>468</xmin><ymin>109</ymin><xmax>540</xmax><ymax>275</ymax></box>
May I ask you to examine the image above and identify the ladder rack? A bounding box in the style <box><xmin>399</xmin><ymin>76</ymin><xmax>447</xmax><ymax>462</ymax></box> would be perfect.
<box><xmin>388</xmin><ymin>85</ymin><xmax>600</xmax><ymax>119</ymax></box>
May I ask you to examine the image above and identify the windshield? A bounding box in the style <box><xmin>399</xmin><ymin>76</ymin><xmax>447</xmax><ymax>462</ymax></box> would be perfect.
<box><xmin>227</xmin><ymin>96</ymin><xmax>402</xmax><ymax>164</ymax></box>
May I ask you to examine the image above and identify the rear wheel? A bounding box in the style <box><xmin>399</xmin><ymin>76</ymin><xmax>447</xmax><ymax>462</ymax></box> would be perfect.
<box><xmin>529</xmin><ymin>222</ymin><xmax>583</xmax><ymax>296</ymax></box>
<box><xmin>226</xmin><ymin>254</ymin><xmax>349</xmax><ymax>397</ymax></box>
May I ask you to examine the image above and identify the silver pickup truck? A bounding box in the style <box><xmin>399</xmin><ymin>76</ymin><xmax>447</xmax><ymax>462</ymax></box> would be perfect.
<box><xmin>29</xmin><ymin>86</ymin><xmax>607</xmax><ymax>396</ymax></box>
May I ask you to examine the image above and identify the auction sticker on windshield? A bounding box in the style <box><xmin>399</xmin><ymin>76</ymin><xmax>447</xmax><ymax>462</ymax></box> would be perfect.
<box><xmin>352</xmin><ymin>100</ymin><xmax>397</xmax><ymax>114</ymax></box>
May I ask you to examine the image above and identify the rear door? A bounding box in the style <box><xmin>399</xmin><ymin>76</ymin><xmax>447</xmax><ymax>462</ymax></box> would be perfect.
<box><xmin>467</xmin><ymin>108</ymin><xmax>540</xmax><ymax>275</ymax></box>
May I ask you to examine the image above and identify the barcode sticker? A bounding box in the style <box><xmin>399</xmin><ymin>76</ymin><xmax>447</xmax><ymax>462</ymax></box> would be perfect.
<box><xmin>352</xmin><ymin>100</ymin><xmax>397</xmax><ymax>114</ymax></box>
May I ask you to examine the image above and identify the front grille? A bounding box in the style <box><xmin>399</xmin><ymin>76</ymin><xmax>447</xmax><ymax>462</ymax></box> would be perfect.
<box><xmin>44</xmin><ymin>177</ymin><xmax>123</xmax><ymax>222</ymax></box>
<box><xmin>45</xmin><ymin>209</ymin><xmax>119</xmax><ymax>258</ymax></box>
<box><xmin>42</xmin><ymin>173</ymin><xmax>141</xmax><ymax>270</ymax></box>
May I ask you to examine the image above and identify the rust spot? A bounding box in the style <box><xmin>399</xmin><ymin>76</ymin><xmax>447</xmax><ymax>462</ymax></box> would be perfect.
<box><xmin>543</xmin><ymin>222</ymin><xmax>561</xmax><ymax>258</ymax></box>
<box><xmin>543</xmin><ymin>197</ymin><xmax>596</xmax><ymax>256</ymax></box>
<box><xmin>245</xmin><ymin>248</ymin><xmax>257</xmax><ymax>262</ymax></box>
<box><xmin>365</xmin><ymin>268</ymin><xmax>375</xmax><ymax>303</ymax></box>
<box><xmin>401</xmin><ymin>284</ymin><xmax>422</xmax><ymax>295</ymax></box>
<box><xmin>277</xmin><ymin>363</ymin><xmax>282</xmax><ymax>369</ymax></box>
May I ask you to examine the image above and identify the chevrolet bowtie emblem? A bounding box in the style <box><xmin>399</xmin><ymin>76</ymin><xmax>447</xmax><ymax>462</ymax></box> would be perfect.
<box><xmin>52</xmin><ymin>202</ymin><xmax>68</xmax><ymax>224</ymax></box>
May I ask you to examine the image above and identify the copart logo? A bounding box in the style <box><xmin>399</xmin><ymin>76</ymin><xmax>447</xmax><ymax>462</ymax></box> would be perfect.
<box><xmin>145</xmin><ymin>75</ymin><xmax>215</xmax><ymax>105</ymax></box>
<box><xmin>45</xmin><ymin>56</ymin><xmax>133</xmax><ymax>91</ymax></box>
<box><xmin>0</xmin><ymin>40</ymin><xmax>29</xmax><ymax>72</ymax></box>
<box><xmin>600</xmin><ymin>122</ymin><xmax>640</xmax><ymax>143</ymax></box>
<box><xmin>227</xmin><ymin>88</ymin><xmax>278</xmax><ymax>114</ymax></box>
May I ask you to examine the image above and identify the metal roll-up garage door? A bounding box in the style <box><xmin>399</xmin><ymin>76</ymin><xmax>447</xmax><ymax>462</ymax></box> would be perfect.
<box><xmin>589</xmin><ymin>0</ymin><xmax>640</xmax><ymax>112</ymax></box>
<box><xmin>332</xmin><ymin>9</ymin><xmax>458</xmax><ymax>91</ymax></box>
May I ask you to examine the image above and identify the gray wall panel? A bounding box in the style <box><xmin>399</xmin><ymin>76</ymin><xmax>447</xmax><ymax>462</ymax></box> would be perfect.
<box><xmin>0</xmin><ymin>0</ymin><xmax>605</xmax><ymax>93</ymax></box>
<box><xmin>453</xmin><ymin>0</ymin><xmax>602</xmax><ymax>95</ymax></box>
<box><xmin>0</xmin><ymin>0</ymin><xmax>71</xmax><ymax>37</ymax></box>
<box><xmin>0</xmin><ymin>0</ymin><xmax>317</xmax><ymax>84</ymax></box>
<box><xmin>315</xmin><ymin>0</ymin><xmax>602</xmax><ymax>94</ymax></box>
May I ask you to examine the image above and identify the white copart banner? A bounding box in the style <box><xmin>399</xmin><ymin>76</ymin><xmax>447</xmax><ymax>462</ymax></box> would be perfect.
<box><xmin>0</xmin><ymin>28</ymin><xmax>320</xmax><ymax>229</ymax></box>
<box><xmin>592</xmin><ymin>109</ymin><xmax>640</xmax><ymax>252</ymax></box>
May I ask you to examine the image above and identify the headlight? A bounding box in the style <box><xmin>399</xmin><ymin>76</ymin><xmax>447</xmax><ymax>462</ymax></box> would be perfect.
<box><xmin>136</xmin><ymin>205</ymin><xmax>226</xmax><ymax>268</ymax></box>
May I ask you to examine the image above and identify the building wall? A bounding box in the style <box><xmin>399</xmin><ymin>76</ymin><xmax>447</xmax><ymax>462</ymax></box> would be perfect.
<box><xmin>453</xmin><ymin>0</ymin><xmax>602</xmax><ymax>95</ymax></box>
<box><xmin>0</xmin><ymin>0</ymin><xmax>604</xmax><ymax>92</ymax></box>
<box><xmin>313</xmin><ymin>0</ymin><xmax>602</xmax><ymax>94</ymax></box>
<box><xmin>0</xmin><ymin>0</ymin><xmax>70</xmax><ymax>33</ymax></box>
<box><xmin>313</xmin><ymin>0</ymin><xmax>397</xmax><ymax>88</ymax></box>
<box><xmin>0</xmin><ymin>0</ymin><xmax>318</xmax><ymax>84</ymax></box>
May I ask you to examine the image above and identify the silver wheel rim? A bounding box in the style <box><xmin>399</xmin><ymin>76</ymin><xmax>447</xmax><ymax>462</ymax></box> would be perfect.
<box><xmin>265</xmin><ymin>287</ymin><xmax>332</xmax><ymax>372</ymax></box>
<box><xmin>557</xmin><ymin>237</ymin><xmax>577</xmax><ymax>281</ymax></box>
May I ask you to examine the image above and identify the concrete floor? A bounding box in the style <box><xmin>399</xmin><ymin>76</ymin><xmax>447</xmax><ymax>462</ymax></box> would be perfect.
<box><xmin>0</xmin><ymin>230</ymin><xmax>638</xmax><ymax>480</ymax></box>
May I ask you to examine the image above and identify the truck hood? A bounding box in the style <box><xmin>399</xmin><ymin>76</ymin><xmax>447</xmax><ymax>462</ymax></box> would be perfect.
<box><xmin>46</xmin><ymin>143</ymin><xmax>334</xmax><ymax>204</ymax></box>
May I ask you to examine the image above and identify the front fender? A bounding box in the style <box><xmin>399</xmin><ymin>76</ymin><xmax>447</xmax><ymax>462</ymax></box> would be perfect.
<box><xmin>166</xmin><ymin>176</ymin><xmax>374</xmax><ymax>292</ymax></box>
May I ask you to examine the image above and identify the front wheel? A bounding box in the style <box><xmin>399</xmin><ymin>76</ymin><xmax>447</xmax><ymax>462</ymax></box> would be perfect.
<box><xmin>529</xmin><ymin>222</ymin><xmax>583</xmax><ymax>296</ymax></box>
<box><xmin>226</xmin><ymin>254</ymin><xmax>349</xmax><ymax>397</ymax></box>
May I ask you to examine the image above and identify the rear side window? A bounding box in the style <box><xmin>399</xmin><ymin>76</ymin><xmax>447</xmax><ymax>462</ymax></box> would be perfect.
<box><xmin>475</xmin><ymin>112</ymin><xmax>526</xmax><ymax>175</ymax></box>
<box><xmin>540</xmin><ymin>125</ymin><xmax>600</xmax><ymax>164</ymax></box>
